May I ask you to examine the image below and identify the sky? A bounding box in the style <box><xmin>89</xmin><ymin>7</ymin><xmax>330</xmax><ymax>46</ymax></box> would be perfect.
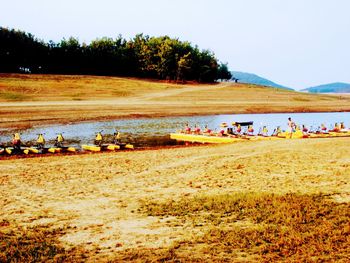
<box><xmin>1</xmin><ymin>0</ymin><xmax>350</xmax><ymax>90</ymax></box>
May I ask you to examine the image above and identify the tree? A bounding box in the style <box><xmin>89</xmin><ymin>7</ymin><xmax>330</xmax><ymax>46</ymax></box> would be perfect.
<box><xmin>0</xmin><ymin>27</ymin><xmax>231</xmax><ymax>83</ymax></box>
<box><xmin>217</xmin><ymin>62</ymin><xmax>232</xmax><ymax>81</ymax></box>
<box><xmin>177</xmin><ymin>52</ymin><xmax>192</xmax><ymax>82</ymax></box>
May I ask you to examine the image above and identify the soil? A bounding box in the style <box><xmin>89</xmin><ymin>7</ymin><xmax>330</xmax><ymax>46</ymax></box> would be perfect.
<box><xmin>1</xmin><ymin>138</ymin><xmax>349</xmax><ymax>260</ymax></box>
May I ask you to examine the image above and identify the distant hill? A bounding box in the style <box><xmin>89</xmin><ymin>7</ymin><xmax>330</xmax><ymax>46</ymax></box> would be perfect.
<box><xmin>231</xmin><ymin>71</ymin><xmax>293</xmax><ymax>90</ymax></box>
<box><xmin>301</xmin><ymin>82</ymin><xmax>350</xmax><ymax>93</ymax></box>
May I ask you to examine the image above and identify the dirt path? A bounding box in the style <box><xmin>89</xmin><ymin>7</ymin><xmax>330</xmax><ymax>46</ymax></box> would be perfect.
<box><xmin>1</xmin><ymin>138</ymin><xmax>349</xmax><ymax>260</ymax></box>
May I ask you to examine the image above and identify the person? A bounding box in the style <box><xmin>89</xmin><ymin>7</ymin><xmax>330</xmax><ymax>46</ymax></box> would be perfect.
<box><xmin>36</xmin><ymin>134</ymin><xmax>45</xmax><ymax>149</ymax></box>
<box><xmin>332</xmin><ymin>123</ymin><xmax>340</xmax><ymax>132</ymax></box>
<box><xmin>217</xmin><ymin>129</ymin><xmax>225</xmax><ymax>136</ymax></box>
<box><xmin>235</xmin><ymin>124</ymin><xmax>242</xmax><ymax>135</ymax></box>
<box><xmin>193</xmin><ymin>124</ymin><xmax>201</xmax><ymax>135</ymax></box>
<box><xmin>12</xmin><ymin>133</ymin><xmax>21</xmax><ymax>152</ymax></box>
<box><xmin>113</xmin><ymin>130</ymin><xmax>121</xmax><ymax>144</ymax></box>
<box><xmin>302</xmin><ymin>125</ymin><xmax>308</xmax><ymax>133</ymax></box>
<box><xmin>340</xmin><ymin>122</ymin><xmax>346</xmax><ymax>131</ymax></box>
<box><xmin>247</xmin><ymin>125</ymin><xmax>254</xmax><ymax>136</ymax></box>
<box><xmin>287</xmin><ymin>117</ymin><xmax>296</xmax><ymax>138</ymax></box>
<box><xmin>272</xmin><ymin>126</ymin><xmax>282</xmax><ymax>136</ymax></box>
<box><xmin>301</xmin><ymin>125</ymin><xmax>309</xmax><ymax>136</ymax></box>
<box><xmin>184</xmin><ymin>123</ymin><xmax>191</xmax><ymax>134</ymax></box>
<box><xmin>94</xmin><ymin>131</ymin><xmax>103</xmax><ymax>146</ymax></box>
<box><xmin>55</xmin><ymin>133</ymin><xmax>64</xmax><ymax>147</ymax></box>
<box><xmin>203</xmin><ymin>125</ymin><xmax>212</xmax><ymax>135</ymax></box>
<box><xmin>259</xmin><ymin>126</ymin><xmax>268</xmax><ymax>137</ymax></box>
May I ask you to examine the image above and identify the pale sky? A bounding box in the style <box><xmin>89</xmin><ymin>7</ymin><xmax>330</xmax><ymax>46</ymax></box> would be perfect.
<box><xmin>1</xmin><ymin>0</ymin><xmax>350</xmax><ymax>90</ymax></box>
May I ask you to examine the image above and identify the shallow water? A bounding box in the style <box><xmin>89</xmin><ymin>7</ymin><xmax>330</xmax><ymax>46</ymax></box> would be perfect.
<box><xmin>1</xmin><ymin>112</ymin><xmax>349</xmax><ymax>147</ymax></box>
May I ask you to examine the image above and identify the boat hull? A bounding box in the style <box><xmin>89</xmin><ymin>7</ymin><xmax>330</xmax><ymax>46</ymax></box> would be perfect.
<box><xmin>170</xmin><ymin>133</ymin><xmax>246</xmax><ymax>144</ymax></box>
<box><xmin>82</xmin><ymin>145</ymin><xmax>101</xmax><ymax>152</ymax></box>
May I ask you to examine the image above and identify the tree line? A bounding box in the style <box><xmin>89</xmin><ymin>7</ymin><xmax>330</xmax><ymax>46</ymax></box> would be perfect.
<box><xmin>0</xmin><ymin>27</ymin><xmax>232</xmax><ymax>82</ymax></box>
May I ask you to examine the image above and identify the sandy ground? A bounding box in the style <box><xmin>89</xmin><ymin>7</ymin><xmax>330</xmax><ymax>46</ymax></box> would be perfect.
<box><xmin>1</xmin><ymin>137</ymin><xmax>349</xmax><ymax>260</ymax></box>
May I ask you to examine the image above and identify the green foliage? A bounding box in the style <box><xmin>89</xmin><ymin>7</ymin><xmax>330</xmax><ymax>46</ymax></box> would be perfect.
<box><xmin>217</xmin><ymin>62</ymin><xmax>232</xmax><ymax>80</ymax></box>
<box><xmin>0</xmin><ymin>27</ymin><xmax>232</xmax><ymax>83</ymax></box>
<box><xmin>0</xmin><ymin>28</ymin><xmax>47</xmax><ymax>73</ymax></box>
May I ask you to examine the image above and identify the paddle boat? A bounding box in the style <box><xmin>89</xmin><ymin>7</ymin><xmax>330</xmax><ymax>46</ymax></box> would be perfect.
<box><xmin>170</xmin><ymin>133</ymin><xmax>247</xmax><ymax>144</ymax></box>
<box><xmin>1</xmin><ymin>133</ymin><xmax>33</xmax><ymax>155</ymax></box>
<box><xmin>82</xmin><ymin>131</ymin><xmax>133</xmax><ymax>152</ymax></box>
<box><xmin>46</xmin><ymin>133</ymin><xmax>77</xmax><ymax>153</ymax></box>
<box><xmin>171</xmin><ymin>121</ymin><xmax>261</xmax><ymax>144</ymax></box>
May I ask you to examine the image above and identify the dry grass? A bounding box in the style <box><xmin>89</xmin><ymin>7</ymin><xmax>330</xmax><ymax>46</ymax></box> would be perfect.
<box><xmin>1</xmin><ymin>138</ymin><xmax>349</xmax><ymax>261</ymax></box>
<box><xmin>0</xmin><ymin>91</ymin><xmax>30</xmax><ymax>101</ymax></box>
<box><xmin>1</xmin><ymin>73</ymin><xmax>349</xmax><ymax>129</ymax></box>
<box><xmin>0</xmin><ymin>73</ymin><xmax>181</xmax><ymax>101</ymax></box>
<box><xmin>133</xmin><ymin>193</ymin><xmax>350</xmax><ymax>262</ymax></box>
<box><xmin>0</xmin><ymin>223</ymin><xmax>87</xmax><ymax>262</ymax></box>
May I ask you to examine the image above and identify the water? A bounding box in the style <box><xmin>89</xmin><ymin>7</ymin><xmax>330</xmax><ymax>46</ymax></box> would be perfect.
<box><xmin>1</xmin><ymin>112</ymin><xmax>349</xmax><ymax>147</ymax></box>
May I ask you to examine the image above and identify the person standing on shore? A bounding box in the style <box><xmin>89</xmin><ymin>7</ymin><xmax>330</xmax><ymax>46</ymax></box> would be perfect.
<box><xmin>288</xmin><ymin>117</ymin><xmax>296</xmax><ymax>138</ymax></box>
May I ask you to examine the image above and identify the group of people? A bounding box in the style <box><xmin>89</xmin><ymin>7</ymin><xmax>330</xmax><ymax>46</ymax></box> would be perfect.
<box><xmin>286</xmin><ymin>117</ymin><xmax>350</xmax><ymax>137</ymax></box>
<box><xmin>94</xmin><ymin>130</ymin><xmax>121</xmax><ymax>146</ymax></box>
<box><xmin>2</xmin><ymin>130</ymin><xmax>124</xmax><ymax>154</ymax></box>
<box><xmin>181</xmin><ymin>118</ymin><xmax>349</xmax><ymax>138</ymax></box>
<box><xmin>182</xmin><ymin>123</ymin><xmax>258</xmax><ymax>137</ymax></box>
<box><xmin>183</xmin><ymin>123</ymin><xmax>212</xmax><ymax>135</ymax></box>
<box><xmin>9</xmin><ymin>132</ymin><xmax>63</xmax><ymax>151</ymax></box>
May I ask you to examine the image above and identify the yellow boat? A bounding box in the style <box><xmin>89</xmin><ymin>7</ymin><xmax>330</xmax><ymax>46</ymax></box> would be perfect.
<box><xmin>125</xmin><ymin>144</ymin><xmax>134</xmax><ymax>149</ymax></box>
<box><xmin>54</xmin><ymin>146</ymin><xmax>77</xmax><ymax>153</ymax></box>
<box><xmin>328</xmin><ymin>131</ymin><xmax>350</xmax><ymax>137</ymax></box>
<box><xmin>82</xmin><ymin>143</ymin><xmax>134</xmax><ymax>152</ymax></box>
<box><xmin>27</xmin><ymin>147</ymin><xmax>40</xmax><ymax>154</ymax></box>
<box><xmin>48</xmin><ymin>147</ymin><xmax>62</xmax><ymax>153</ymax></box>
<box><xmin>170</xmin><ymin>133</ymin><xmax>246</xmax><ymax>144</ymax></box>
<box><xmin>247</xmin><ymin>135</ymin><xmax>283</xmax><ymax>141</ymax></box>
<box><xmin>105</xmin><ymin>143</ymin><xmax>134</xmax><ymax>150</ymax></box>
<box><xmin>106</xmin><ymin>144</ymin><xmax>121</xmax><ymax>151</ymax></box>
<box><xmin>82</xmin><ymin>145</ymin><xmax>101</xmax><ymax>152</ymax></box>
<box><xmin>276</xmin><ymin>130</ymin><xmax>307</xmax><ymax>139</ymax></box>
<box><xmin>5</xmin><ymin>148</ymin><xmax>12</xmax><ymax>154</ymax></box>
<box><xmin>66</xmin><ymin>147</ymin><xmax>76</xmax><ymax>152</ymax></box>
<box><xmin>307</xmin><ymin>131</ymin><xmax>350</xmax><ymax>138</ymax></box>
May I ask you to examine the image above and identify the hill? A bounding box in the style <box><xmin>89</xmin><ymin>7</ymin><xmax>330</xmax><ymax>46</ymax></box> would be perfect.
<box><xmin>231</xmin><ymin>71</ymin><xmax>293</xmax><ymax>90</ymax></box>
<box><xmin>301</xmin><ymin>82</ymin><xmax>350</xmax><ymax>93</ymax></box>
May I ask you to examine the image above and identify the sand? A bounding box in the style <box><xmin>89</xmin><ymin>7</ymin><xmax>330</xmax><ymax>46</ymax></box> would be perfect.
<box><xmin>1</xmin><ymin>137</ymin><xmax>349</xmax><ymax>260</ymax></box>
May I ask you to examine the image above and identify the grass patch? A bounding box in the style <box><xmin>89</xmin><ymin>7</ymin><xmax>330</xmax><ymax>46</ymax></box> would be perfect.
<box><xmin>0</xmin><ymin>92</ymin><xmax>30</xmax><ymax>101</ymax></box>
<box><xmin>112</xmin><ymin>90</ymin><xmax>133</xmax><ymax>97</ymax></box>
<box><xmin>120</xmin><ymin>193</ymin><xmax>350</xmax><ymax>262</ymax></box>
<box><xmin>292</xmin><ymin>96</ymin><xmax>311</xmax><ymax>102</ymax></box>
<box><xmin>0</xmin><ymin>223</ymin><xmax>87</xmax><ymax>262</ymax></box>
